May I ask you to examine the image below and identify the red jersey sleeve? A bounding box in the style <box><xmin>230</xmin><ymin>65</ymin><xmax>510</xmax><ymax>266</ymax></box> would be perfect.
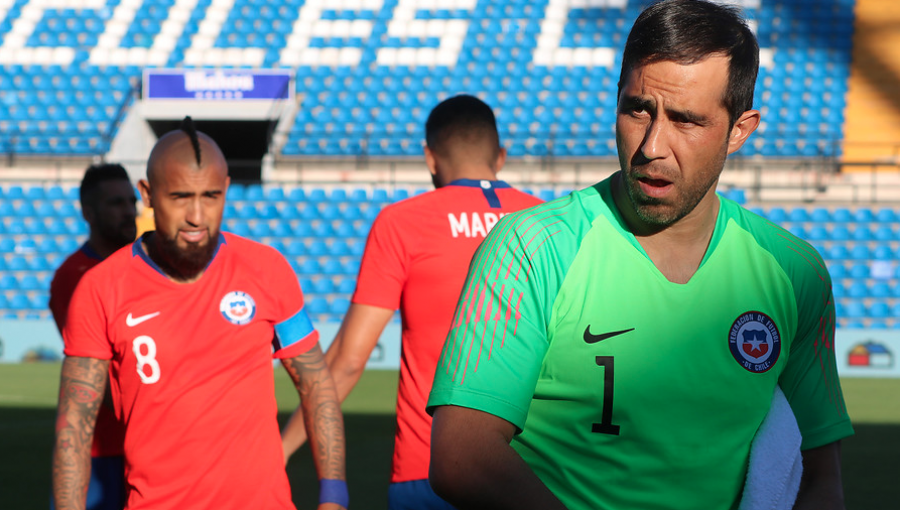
<box><xmin>49</xmin><ymin>266</ymin><xmax>77</xmax><ymax>334</ymax></box>
<box><xmin>352</xmin><ymin>207</ymin><xmax>409</xmax><ymax>310</ymax></box>
<box><xmin>270</xmin><ymin>252</ymin><xmax>319</xmax><ymax>359</ymax></box>
<box><xmin>63</xmin><ymin>270</ymin><xmax>114</xmax><ymax>360</ymax></box>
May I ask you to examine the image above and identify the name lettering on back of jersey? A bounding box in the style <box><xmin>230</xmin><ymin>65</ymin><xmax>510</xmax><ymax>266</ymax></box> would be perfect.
<box><xmin>126</xmin><ymin>311</ymin><xmax>161</xmax><ymax>327</ymax></box>
<box><xmin>220</xmin><ymin>291</ymin><xmax>257</xmax><ymax>325</ymax></box>
<box><xmin>728</xmin><ymin>311</ymin><xmax>781</xmax><ymax>373</ymax></box>
<box><xmin>448</xmin><ymin>212</ymin><xmax>507</xmax><ymax>238</ymax></box>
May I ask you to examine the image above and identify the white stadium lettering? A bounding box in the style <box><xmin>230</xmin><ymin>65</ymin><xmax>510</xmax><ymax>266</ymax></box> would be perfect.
<box><xmin>279</xmin><ymin>0</ymin><xmax>383</xmax><ymax>67</ymax></box>
<box><xmin>0</xmin><ymin>0</ymin><xmax>764</xmax><ymax>68</ymax></box>
<box><xmin>376</xmin><ymin>0</ymin><xmax>474</xmax><ymax>67</ymax></box>
<box><xmin>0</xmin><ymin>0</ymin><xmax>106</xmax><ymax>65</ymax></box>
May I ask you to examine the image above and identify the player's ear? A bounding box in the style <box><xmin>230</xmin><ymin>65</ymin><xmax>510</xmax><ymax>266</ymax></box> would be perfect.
<box><xmin>726</xmin><ymin>109</ymin><xmax>761</xmax><ymax>155</ymax></box>
<box><xmin>424</xmin><ymin>146</ymin><xmax>438</xmax><ymax>176</ymax></box>
<box><xmin>81</xmin><ymin>203</ymin><xmax>95</xmax><ymax>225</ymax></box>
<box><xmin>494</xmin><ymin>146</ymin><xmax>507</xmax><ymax>174</ymax></box>
<box><xmin>137</xmin><ymin>179</ymin><xmax>153</xmax><ymax>209</ymax></box>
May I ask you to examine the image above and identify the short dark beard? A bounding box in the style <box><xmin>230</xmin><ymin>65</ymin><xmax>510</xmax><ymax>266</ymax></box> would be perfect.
<box><xmin>148</xmin><ymin>231</ymin><xmax>218</xmax><ymax>282</ymax></box>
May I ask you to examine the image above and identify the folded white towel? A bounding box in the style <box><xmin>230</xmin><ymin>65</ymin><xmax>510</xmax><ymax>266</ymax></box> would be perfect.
<box><xmin>739</xmin><ymin>385</ymin><xmax>803</xmax><ymax>510</ymax></box>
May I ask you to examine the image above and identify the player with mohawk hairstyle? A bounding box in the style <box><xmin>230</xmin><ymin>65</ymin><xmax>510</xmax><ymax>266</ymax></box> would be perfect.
<box><xmin>53</xmin><ymin>118</ymin><xmax>348</xmax><ymax>510</ymax></box>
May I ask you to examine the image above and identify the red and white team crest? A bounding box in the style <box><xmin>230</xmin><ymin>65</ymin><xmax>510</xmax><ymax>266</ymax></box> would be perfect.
<box><xmin>220</xmin><ymin>291</ymin><xmax>256</xmax><ymax>325</ymax></box>
<box><xmin>728</xmin><ymin>311</ymin><xmax>781</xmax><ymax>373</ymax></box>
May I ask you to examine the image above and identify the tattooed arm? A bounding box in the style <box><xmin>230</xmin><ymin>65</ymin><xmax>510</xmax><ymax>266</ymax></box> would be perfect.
<box><xmin>282</xmin><ymin>304</ymin><xmax>393</xmax><ymax>462</ymax></box>
<box><xmin>282</xmin><ymin>344</ymin><xmax>347</xmax><ymax>510</ymax></box>
<box><xmin>52</xmin><ymin>356</ymin><xmax>109</xmax><ymax>510</ymax></box>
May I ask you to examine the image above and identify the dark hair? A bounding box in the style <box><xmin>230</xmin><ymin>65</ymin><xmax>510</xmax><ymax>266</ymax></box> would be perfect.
<box><xmin>619</xmin><ymin>0</ymin><xmax>759</xmax><ymax>125</ymax></box>
<box><xmin>79</xmin><ymin>163</ymin><xmax>130</xmax><ymax>209</ymax></box>
<box><xmin>180</xmin><ymin>116</ymin><xmax>202</xmax><ymax>166</ymax></box>
<box><xmin>425</xmin><ymin>94</ymin><xmax>500</xmax><ymax>160</ymax></box>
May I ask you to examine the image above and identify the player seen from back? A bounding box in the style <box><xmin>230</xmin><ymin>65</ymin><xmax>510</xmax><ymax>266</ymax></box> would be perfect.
<box><xmin>281</xmin><ymin>95</ymin><xmax>542</xmax><ymax>509</ymax></box>
<box><xmin>428</xmin><ymin>1</ymin><xmax>853</xmax><ymax>509</ymax></box>
<box><xmin>49</xmin><ymin>163</ymin><xmax>137</xmax><ymax>510</ymax></box>
<box><xmin>52</xmin><ymin>118</ymin><xmax>347</xmax><ymax>510</ymax></box>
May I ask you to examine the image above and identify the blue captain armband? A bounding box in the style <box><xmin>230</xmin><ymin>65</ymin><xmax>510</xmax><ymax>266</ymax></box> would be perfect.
<box><xmin>273</xmin><ymin>306</ymin><xmax>315</xmax><ymax>350</ymax></box>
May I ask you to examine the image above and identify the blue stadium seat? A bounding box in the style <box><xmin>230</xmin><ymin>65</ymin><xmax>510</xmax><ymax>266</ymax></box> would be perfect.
<box><xmin>870</xmin><ymin>282</ymin><xmax>892</xmax><ymax>298</ymax></box>
<box><xmin>337</xmin><ymin>278</ymin><xmax>356</xmax><ymax>294</ymax></box>
<box><xmin>875</xmin><ymin>209</ymin><xmax>897</xmax><ymax>223</ymax></box>
<box><xmin>827</xmin><ymin>263</ymin><xmax>847</xmax><ymax>279</ymax></box>
<box><xmin>826</xmin><ymin>245</ymin><xmax>849</xmax><ymax>260</ymax></box>
<box><xmin>313</xmin><ymin>278</ymin><xmax>335</xmax><ymax>294</ymax></box>
<box><xmin>847</xmin><ymin>282</ymin><xmax>868</xmax><ymax>299</ymax></box>
<box><xmin>321</xmin><ymin>259</ymin><xmax>344</xmax><ymax>275</ymax></box>
<box><xmin>765</xmin><ymin>207</ymin><xmax>787</xmax><ymax>223</ymax></box>
<box><xmin>305</xmin><ymin>297</ymin><xmax>329</xmax><ymax>315</ymax></box>
<box><xmin>832</xmin><ymin>208</ymin><xmax>852</xmax><ymax>223</ymax></box>
<box><xmin>307</xmin><ymin>240</ymin><xmax>328</xmax><ymax>256</ymax></box>
<box><xmin>844</xmin><ymin>301</ymin><xmax>866</xmax><ymax>318</ymax></box>
<box><xmin>869</xmin><ymin>302</ymin><xmax>890</xmax><ymax>319</ymax></box>
<box><xmin>787</xmin><ymin>208</ymin><xmax>809</xmax><ymax>222</ymax></box>
<box><xmin>829</xmin><ymin>226</ymin><xmax>850</xmax><ymax>241</ymax></box>
<box><xmin>810</xmin><ymin>208</ymin><xmax>831</xmax><ymax>223</ymax></box>
<box><xmin>300</xmin><ymin>259</ymin><xmax>322</xmax><ymax>274</ymax></box>
<box><xmin>9</xmin><ymin>294</ymin><xmax>30</xmax><ymax>310</ymax></box>
<box><xmin>849</xmin><ymin>245</ymin><xmax>870</xmax><ymax>260</ymax></box>
<box><xmin>849</xmin><ymin>263</ymin><xmax>869</xmax><ymax>279</ymax></box>
<box><xmin>329</xmin><ymin>297</ymin><xmax>350</xmax><ymax>315</ymax></box>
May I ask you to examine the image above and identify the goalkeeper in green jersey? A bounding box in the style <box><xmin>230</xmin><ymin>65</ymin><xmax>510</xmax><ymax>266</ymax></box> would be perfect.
<box><xmin>426</xmin><ymin>1</ymin><xmax>853</xmax><ymax>509</ymax></box>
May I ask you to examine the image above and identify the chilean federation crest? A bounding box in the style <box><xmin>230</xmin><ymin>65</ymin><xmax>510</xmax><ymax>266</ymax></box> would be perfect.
<box><xmin>729</xmin><ymin>311</ymin><xmax>780</xmax><ymax>373</ymax></box>
<box><xmin>220</xmin><ymin>291</ymin><xmax>256</xmax><ymax>325</ymax></box>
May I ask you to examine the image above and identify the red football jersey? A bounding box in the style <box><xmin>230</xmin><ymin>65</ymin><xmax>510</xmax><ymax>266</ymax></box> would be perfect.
<box><xmin>50</xmin><ymin>243</ymin><xmax>125</xmax><ymax>458</ymax></box>
<box><xmin>64</xmin><ymin>233</ymin><xmax>318</xmax><ymax>510</ymax></box>
<box><xmin>353</xmin><ymin>179</ymin><xmax>542</xmax><ymax>483</ymax></box>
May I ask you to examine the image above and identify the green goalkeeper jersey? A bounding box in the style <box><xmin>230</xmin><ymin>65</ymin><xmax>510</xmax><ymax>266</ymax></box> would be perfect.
<box><xmin>427</xmin><ymin>176</ymin><xmax>853</xmax><ymax>510</ymax></box>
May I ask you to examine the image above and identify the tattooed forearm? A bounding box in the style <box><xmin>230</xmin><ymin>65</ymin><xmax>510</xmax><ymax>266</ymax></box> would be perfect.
<box><xmin>53</xmin><ymin>356</ymin><xmax>110</xmax><ymax>510</ymax></box>
<box><xmin>283</xmin><ymin>345</ymin><xmax>346</xmax><ymax>480</ymax></box>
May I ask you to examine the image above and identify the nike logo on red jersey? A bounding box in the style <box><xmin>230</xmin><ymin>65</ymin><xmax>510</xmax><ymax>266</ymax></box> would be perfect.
<box><xmin>126</xmin><ymin>312</ymin><xmax>161</xmax><ymax>327</ymax></box>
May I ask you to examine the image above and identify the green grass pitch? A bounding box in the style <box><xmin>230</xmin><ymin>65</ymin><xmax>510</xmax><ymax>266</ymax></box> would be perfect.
<box><xmin>1</xmin><ymin>363</ymin><xmax>897</xmax><ymax>509</ymax></box>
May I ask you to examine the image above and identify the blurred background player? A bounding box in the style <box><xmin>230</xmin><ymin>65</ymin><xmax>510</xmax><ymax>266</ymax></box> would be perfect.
<box><xmin>428</xmin><ymin>1</ymin><xmax>853</xmax><ymax>509</ymax></box>
<box><xmin>281</xmin><ymin>95</ymin><xmax>542</xmax><ymax>509</ymax></box>
<box><xmin>48</xmin><ymin>162</ymin><xmax>137</xmax><ymax>510</ymax></box>
<box><xmin>52</xmin><ymin>118</ymin><xmax>347</xmax><ymax>510</ymax></box>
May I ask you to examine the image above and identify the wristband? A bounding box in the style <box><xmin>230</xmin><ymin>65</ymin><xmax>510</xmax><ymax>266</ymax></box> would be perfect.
<box><xmin>319</xmin><ymin>479</ymin><xmax>349</xmax><ymax>508</ymax></box>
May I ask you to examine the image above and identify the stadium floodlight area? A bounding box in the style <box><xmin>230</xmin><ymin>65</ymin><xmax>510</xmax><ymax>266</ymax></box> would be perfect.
<box><xmin>0</xmin><ymin>0</ymin><xmax>854</xmax><ymax>158</ymax></box>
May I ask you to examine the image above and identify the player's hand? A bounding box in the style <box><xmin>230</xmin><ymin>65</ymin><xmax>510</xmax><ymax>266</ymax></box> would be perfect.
<box><xmin>317</xmin><ymin>503</ymin><xmax>347</xmax><ymax>510</ymax></box>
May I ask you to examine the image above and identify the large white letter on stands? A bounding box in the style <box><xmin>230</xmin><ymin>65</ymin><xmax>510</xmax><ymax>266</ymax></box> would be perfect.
<box><xmin>532</xmin><ymin>0</ymin><xmax>624</xmax><ymax>68</ymax></box>
<box><xmin>0</xmin><ymin>0</ymin><xmax>106</xmax><ymax>65</ymax></box>
<box><xmin>183</xmin><ymin>0</ymin><xmax>265</xmax><ymax>67</ymax></box>
<box><xmin>278</xmin><ymin>0</ymin><xmax>383</xmax><ymax>68</ymax></box>
<box><xmin>532</xmin><ymin>0</ymin><xmax>762</xmax><ymax>67</ymax></box>
<box><xmin>376</xmin><ymin>0</ymin><xmax>474</xmax><ymax>67</ymax></box>
<box><xmin>90</xmin><ymin>0</ymin><xmax>201</xmax><ymax>67</ymax></box>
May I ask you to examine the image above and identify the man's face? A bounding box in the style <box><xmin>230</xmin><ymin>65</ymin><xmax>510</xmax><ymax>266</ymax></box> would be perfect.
<box><xmin>145</xmin><ymin>156</ymin><xmax>229</xmax><ymax>279</ymax></box>
<box><xmin>615</xmin><ymin>56</ymin><xmax>739</xmax><ymax>228</ymax></box>
<box><xmin>86</xmin><ymin>180</ymin><xmax>137</xmax><ymax>248</ymax></box>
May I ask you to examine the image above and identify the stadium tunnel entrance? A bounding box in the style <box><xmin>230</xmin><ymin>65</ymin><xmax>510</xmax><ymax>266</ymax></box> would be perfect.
<box><xmin>146</xmin><ymin>119</ymin><xmax>274</xmax><ymax>183</ymax></box>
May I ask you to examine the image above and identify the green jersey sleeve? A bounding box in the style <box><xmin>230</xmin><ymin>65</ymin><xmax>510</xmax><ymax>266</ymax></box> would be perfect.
<box><xmin>777</xmin><ymin>243</ymin><xmax>854</xmax><ymax>449</ymax></box>
<box><xmin>427</xmin><ymin>199</ymin><xmax>581</xmax><ymax>431</ymax></box>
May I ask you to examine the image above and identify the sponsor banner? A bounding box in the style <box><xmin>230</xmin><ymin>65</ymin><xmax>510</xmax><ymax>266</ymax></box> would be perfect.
<box><xmin>835</xmin><ymin>329</ymin><xmax>900</xmax><ymax>378</ymax></box>
<box><xmin>144</xmin><ymin>69</ymin><xmax>293</xmax><ymax>101</ymax></box>
<box><xmin>0</xmin><ymin>319</ymin><xmax>402</xmax><ymax>369</ymax></box>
